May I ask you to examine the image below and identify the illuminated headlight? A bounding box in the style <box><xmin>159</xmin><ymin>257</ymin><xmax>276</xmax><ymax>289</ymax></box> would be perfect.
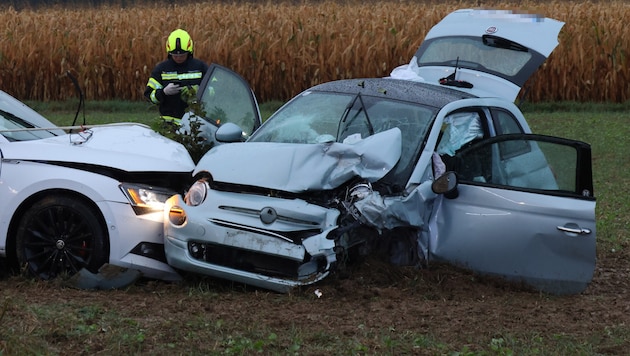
<box><xmin>184</xmin><ymin>179</ymin><xmax>209</xmax><ymax>206</ymax></box>
<box><xmin>120</xmin><ymin>183</ymin><xmax>177</xmax><ymax>214</ymax></box>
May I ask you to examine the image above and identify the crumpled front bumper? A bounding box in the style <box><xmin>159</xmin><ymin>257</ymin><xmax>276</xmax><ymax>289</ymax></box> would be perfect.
<box><xmin>164</xmin><ymin>190</ymin><xmax>341</xmax><ymax>293</ymax></box>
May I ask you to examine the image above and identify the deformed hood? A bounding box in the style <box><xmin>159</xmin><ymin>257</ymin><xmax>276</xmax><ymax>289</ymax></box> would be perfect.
<box><xmin>195</xmin><ymin>128</ymin><xmax>403</xmax><ymax>192</ymax></box>
<box><xmin>390</xmin><ymin>9</ymin><xmax>564</xmax><ymax>101</ymax></box>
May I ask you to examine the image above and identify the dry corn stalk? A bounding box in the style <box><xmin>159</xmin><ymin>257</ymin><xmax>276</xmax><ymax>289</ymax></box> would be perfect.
<box><xmin>0</xmin><ymin>1</ymin><xmax>628</xmax><ymax>103</ymax></box>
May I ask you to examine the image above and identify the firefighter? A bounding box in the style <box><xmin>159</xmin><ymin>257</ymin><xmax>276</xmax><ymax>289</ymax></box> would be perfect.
<box><xmin>144</xmin><ymin>29</ymin><xmax>209</xmax><ymax>129</ymax></box>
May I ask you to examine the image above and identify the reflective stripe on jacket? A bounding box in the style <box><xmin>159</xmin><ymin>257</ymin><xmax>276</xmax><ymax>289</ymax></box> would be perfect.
<box><xmin>144</xmin><ymin>57</ymin><xmax>208</xmax><ymax>120</ymax></box>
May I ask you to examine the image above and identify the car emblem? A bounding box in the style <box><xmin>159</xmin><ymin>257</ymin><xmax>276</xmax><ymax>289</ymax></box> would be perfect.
<box><xmin>485</xmin><ymin>26</ymin><xmax>498</xmax><ymax>34</ymax></box>
<box><xmin>260</xmin><ymin>207</ymin><xmax>278</xmax><ymax>224</ymax></box>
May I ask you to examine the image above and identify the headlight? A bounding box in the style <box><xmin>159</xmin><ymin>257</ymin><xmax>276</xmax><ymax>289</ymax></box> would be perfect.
<box><xmin>120</xmin><ymin>183</ymin><xmax>177</xmax><ymax>215</ymax></box>
<box><xmin>184</xmin><ymin>179</ymin><xmax>209</xmax><ymax>206</ymax></box>
<box><xmin>349</xmin><ymin>182</ymin><xmax>373</xmax><ymax>201</ymax></box>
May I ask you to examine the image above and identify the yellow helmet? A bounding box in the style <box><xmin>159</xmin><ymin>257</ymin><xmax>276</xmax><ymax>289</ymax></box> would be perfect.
<box><xmin>166</xmin><ymin>29</ymin><xmax>193</xmax><ymax>55</ymax></box>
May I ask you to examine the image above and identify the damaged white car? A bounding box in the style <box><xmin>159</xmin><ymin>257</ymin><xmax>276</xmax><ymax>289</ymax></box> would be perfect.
<box><xmin>0</xmin><ymin>89</ymin><xmax>194</xmax><ymax>287</ymax></box>
<box><xmin>165</xmin><ymin>9</ymin><xmax>596</xmax><ymax>294</ymax></box>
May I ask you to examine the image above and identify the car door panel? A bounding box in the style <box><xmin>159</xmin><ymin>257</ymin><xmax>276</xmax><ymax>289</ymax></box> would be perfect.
<box><xmin>430</xmin><ymin>186</ymin><xmax>596</xmax><ymax>295</ymax></box>
<box><xmin>430</xmin><ymin>134</ymin><xmax>596</xmax><ymax>295</ymax></box>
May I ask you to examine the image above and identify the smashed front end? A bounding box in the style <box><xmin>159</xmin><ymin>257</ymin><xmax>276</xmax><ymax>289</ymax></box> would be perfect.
<box><xmin>165</xmin><ymin>189</ymin><xmax>340</xmax><ymax>292</ymax></box>
<box><xmin>163</xmin><ymin>128</ymin><xmax>429</xmax><ymax>292</ymax></box>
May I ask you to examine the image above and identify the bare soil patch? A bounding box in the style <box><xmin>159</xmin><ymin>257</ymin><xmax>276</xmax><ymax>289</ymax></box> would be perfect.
<box><xmin>1</xmin><ymin>243</ymin><xmax>629</xmax><ymax>354</ymax></box>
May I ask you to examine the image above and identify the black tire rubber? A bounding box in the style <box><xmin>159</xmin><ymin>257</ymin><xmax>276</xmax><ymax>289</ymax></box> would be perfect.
<box><xmin>15</xmin><ymin>195</ymin><xmax>108</xmax><ymax>280</ymax></box>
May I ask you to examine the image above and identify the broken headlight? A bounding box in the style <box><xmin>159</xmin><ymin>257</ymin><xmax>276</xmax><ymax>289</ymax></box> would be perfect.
<box><xmin>341</xmin><ymin>182</ymin><xmax>373</xmax><ymax>223</ymax></box>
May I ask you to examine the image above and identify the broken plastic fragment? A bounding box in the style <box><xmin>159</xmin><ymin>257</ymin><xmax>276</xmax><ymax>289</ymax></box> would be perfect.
<box><xmin>66</xmin><ymin>264</ymin><xmax>142</xmax><ymax>290</ymax></box>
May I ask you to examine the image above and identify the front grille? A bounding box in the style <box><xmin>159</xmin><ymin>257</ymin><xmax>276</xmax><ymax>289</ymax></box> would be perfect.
<box><xmin>188</xmin><ymin>241</ymin><xmax>305</xmax><ymax>279</ymax></box>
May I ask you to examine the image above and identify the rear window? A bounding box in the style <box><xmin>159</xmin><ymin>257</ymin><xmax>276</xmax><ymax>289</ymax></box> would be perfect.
<box><xmin>415</xmin><ymin>36</ymin><xmax>533</xmax><ymax>80</ymax></box>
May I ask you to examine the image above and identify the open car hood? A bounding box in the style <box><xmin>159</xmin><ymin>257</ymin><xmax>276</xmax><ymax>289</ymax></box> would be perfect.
<box><xmin>195</xmin><ymin>128</ymin><xmax>402</xmax><ymax>192</ymax></box>
<box><xmin>390</xmin><ymin>9</ymin><xmax>564</xmax><ymax>101</ymax></box>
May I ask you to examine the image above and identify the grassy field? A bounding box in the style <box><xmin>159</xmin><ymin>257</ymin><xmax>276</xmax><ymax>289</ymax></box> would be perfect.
<box><xmin>1</xmin><ymin>100</ymin><xmax>628</xmax><ymax>354</ymax></box>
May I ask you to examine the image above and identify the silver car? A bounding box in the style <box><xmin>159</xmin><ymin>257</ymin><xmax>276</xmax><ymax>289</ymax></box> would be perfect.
<box><xmin>165</xmin><ymin>9</ymin><xmax>596</xmax><ymax>294</ymax></box>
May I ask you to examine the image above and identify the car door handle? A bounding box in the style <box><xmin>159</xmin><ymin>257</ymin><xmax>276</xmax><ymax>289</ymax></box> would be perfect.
<box><xmin>557</xmin><ymin>225</ymin><xmax>592</xmax><ymax>235</ymax></box>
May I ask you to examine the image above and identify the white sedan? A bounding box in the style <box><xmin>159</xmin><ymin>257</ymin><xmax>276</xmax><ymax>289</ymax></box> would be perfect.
<box><xmin>0</xmin><ymin>90</ymin><xmax>194</xmax><ymax>284</ymax></box>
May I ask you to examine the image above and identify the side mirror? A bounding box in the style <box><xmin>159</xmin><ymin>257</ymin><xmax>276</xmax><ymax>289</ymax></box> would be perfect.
<box><xmin>215</xmin><ymin>122</ymin><xmax>244</xmax><ymax>143</ymax></box>
<box><xmin>432</xmin><ymin>171</ymin><xmax>459</xmax><ymax>199</ymax></box>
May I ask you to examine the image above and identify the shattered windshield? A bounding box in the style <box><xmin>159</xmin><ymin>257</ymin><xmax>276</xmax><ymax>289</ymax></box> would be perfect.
<box><xmin>249</xmin><ymin>90</ymin><xmax>436</xmax><ymax>186</ymax></box>
<box><xmin>416</xmin><ymin>36</ymin><xmax>532</xmax><ymax>78</ymax></box>
<box><xmin>250</xmin><ymin>91</ymin><xmax>434</xmax><ymax>144</ymax></box>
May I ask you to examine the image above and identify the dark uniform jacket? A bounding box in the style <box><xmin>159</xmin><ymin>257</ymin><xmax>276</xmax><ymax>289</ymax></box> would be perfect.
<box><xmin>144</xmin><ymin>57</ymin><xmax>209</xmax><ymax>123</ymax></box>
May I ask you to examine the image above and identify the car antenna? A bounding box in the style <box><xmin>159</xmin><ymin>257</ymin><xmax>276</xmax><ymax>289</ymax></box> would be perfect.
<box><xmin>66</xmin><ymin>71</ymin><xmax>86</xmax><ymax>133</ymax></box>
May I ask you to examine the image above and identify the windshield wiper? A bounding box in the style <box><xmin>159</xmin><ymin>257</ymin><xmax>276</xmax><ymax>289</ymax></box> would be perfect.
<box><xmin>337</xmin><ymin>93</ymin><xmax>374</xmax><ymax>140</ymax></box>
<box><xmin>0</xmin><ymin>110</ymin><xmax>60</xmax><ymax>139</ymax></box>
<box><xmin>439</xmin><ymin>57</ymin><xmax>473</xmax><ymax>89</ymax></box>
<box><xmin>482</xmin><ymin>35</ymin><xmax>528</xmax><ymax>52</ymax></box>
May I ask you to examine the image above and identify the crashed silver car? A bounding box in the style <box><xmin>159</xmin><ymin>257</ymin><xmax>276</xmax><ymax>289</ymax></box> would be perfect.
<box><xmin>165</xmin><ymin>9</ymin><xmax>596</xmax><ymax>294</ymax></box>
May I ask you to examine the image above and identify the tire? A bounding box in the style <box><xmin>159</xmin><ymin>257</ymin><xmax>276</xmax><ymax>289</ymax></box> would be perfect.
<box><xmin>15</xmin><ymin>195</ymin><xmax>108</xmax><ymax>280</ymax></box>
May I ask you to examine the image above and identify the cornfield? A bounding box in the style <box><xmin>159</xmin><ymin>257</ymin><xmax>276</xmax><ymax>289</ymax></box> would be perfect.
<box><xmin>1</xmin><ymin>0</ymin><xmax>629</xmax><ymax>103</ymax></box>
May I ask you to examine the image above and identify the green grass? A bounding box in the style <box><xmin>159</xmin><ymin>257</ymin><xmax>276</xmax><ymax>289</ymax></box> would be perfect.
<box><xmin>24</xmin><ymin>99</ymin><xmax>285</xmax><ymax>127</ymax></box>
<box><xmin>0</xmin><ymin>286</ymin><xmax>616</xmax><ymax>355</ymax></box>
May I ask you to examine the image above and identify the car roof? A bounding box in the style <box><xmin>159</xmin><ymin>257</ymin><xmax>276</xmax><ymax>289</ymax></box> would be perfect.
<box><xmin>306</xmin><ymin>77</ymin><xmax>477</xmax><ymax>109</ymax></box>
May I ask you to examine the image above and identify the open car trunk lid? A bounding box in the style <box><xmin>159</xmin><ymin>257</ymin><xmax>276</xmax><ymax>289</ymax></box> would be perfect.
<box><xmin>390</xmin><ymin>9</ymin><xmax>564</xmax><ymax>101</ymax></box>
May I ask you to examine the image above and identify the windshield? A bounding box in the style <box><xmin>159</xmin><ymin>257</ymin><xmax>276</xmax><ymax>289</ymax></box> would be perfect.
<box><xmin>249</xmin><ymin>90</ymin><xmax>436</xmax><ymax>187</ymax></box>
<box><xmin>415</xmin><ymin>35</ymin><xmax>533</xmax><ymax>80</ymax></box>
<box><xmin>0</xmin><ymin>109</ymin><xmax>59</xmax><ymax>142</ymax></box>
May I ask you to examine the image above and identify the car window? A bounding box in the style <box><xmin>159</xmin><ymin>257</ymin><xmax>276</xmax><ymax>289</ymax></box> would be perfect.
<box><xmin>436</xmin><ymin>111</ymin><xmax>485</xmax><ymax>156</ymax></box>
<box><xmin>250</xmin><ymin>92</ymin><xmax>434</xmax><ymax>147</ymax></box>
<box><xmin>364</xmin><ymin>99</ymin><xmax>436</xmax><ymax>185</ymax></box>
<box><xmin>491</xmin><ymin>108</ymin><xmax>524</xmax><ymax>134</ymax></box>
<box><xmin>450</xmin><ymin>134</ymin><xmax>594</xmax><ymax>197</ymax></box>
<box><xmin>416</xmin><ymin>36</ymin><xmax>532</xmax><ymax>78</ymax></box>
<box><xmin>197</xmin><ymin>66</ymin><xmax>259</xmax><ymax>136</ymax></box>
<box><xmin>0</xmin><ymin>110</ymin><xmax>58</xmax><ymax>142</ymax></box>
<box><xmin>249</xmin><ymin>91</ymin><xmax>351</xmax><ymax>144</ymax></box>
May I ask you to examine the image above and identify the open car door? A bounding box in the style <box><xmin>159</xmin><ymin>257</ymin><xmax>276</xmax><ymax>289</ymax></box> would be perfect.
<box><xmin>429</xmin><ymin>134</ymin><xmax>596</xmax><ymax>295</ymax></box>
<box><xmin>180</xmin><ymin>63</ymin><xmax>262</xmax><ymax>145</ymax></box>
